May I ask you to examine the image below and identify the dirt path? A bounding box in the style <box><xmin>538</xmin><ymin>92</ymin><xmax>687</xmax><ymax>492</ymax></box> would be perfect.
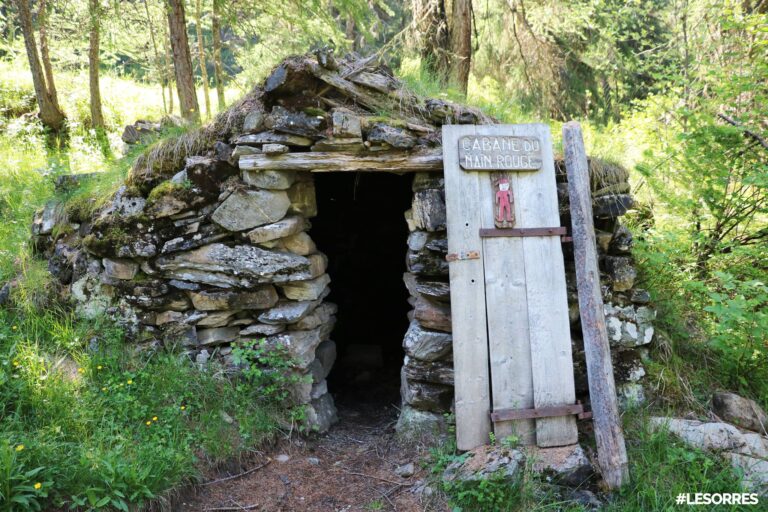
<box><xmin>178</xmin><ymin>402</ymin><xmax>446</xmax><ymax>512</ymax></box>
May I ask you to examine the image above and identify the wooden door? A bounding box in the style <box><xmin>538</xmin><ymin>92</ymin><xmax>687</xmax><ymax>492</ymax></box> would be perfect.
<box><xmin>443</xmin><ymin>124</ymin><xmax>578</xmax><ymax>450</ymax></box>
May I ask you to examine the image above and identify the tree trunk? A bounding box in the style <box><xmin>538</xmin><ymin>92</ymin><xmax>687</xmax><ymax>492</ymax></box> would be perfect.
<box><xmin>411</xmin><ymin>0</ymin><xmax>450</xmax><ymax>82</ymax></box>
<box><xmin>143</xmin><ymin>0</ymin><xmax>167</xmax><ymax>113</ymax></box>
<box><xmin>163</xmin><ymin>24</ymin><xmax>174</xmax><ymax>115</ymax></box>
<box><xmin>37</xmin><ymin>0</ymin><xmax>60</xmax><ymax>110</ymax></box>
<box><xmin>211</xmin><ymin>0</ymin><xmax>225</xmax><ymax>111</ymax></box>
<box><xmin>194</xmin><ymin>0</ymin><xmax>211</xmax><ymax>118</ymax></box>
<box><xmin>88</xmin><ymin>0</ymin><xmax>104</xmax><ymax>129</ymax></box>
<box><xmin>166</xmin><ymin>0</ymin><xmax>200</xmax><ymax>123</ymax></box>
<box><xmin>14</xmin><ymin>0</ymin><xmax>65</xmax><ymax>133</ymax></box>
<box><xmin>449</xmin><ymin>0</ymin><xmax>472</xmax><ymax>94</ymax></box>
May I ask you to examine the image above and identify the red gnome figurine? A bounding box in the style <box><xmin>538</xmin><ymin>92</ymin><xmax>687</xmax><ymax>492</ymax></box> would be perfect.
<box><xmin>496</xmin><ymin>177</ymin><xmax>513</xmax><ymax>223</ymax></box>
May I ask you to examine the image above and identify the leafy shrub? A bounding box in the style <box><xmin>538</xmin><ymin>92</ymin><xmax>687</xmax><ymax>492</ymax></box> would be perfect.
<box><xmin>705</xmin><ymin>272</ymin><xmax>768</xmax><ymax>398</ymax></box>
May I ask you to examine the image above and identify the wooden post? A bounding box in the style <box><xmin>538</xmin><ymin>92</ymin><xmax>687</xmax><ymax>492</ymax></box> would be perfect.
<box><xmin>563</xmin><ymin>121</ymin><xmax>629</xmax><ymax>489</ymax></box>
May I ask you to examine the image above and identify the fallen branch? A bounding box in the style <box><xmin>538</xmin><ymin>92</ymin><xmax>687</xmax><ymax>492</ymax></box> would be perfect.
<box><xmin>201</xmin><ymin>459</ymin><xmax>272</xmax><ymax>486</ymax></box>
<box><xmin>338</xmin><ymin>469</ymin><xmax>414</xmax><ymax>487</ymax></box>
<box><xmin>203</xmin><ymin>504</ymin><xmax>259</xmax><ymax>511</ymax></box>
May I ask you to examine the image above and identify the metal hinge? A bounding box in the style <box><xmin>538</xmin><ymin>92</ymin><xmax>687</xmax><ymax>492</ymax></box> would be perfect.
<box><xmin>446</xmin><ymin>250</ymin><xmax>481</xmax><ymax>262</ymax></box>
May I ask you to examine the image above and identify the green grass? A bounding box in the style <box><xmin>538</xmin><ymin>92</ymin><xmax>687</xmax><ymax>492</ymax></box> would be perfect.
<box><xmin>0</xmin><ymin>305</ymin><xmax>287</xmax><ymax>510</ymax></box>
<box><xmin>0</xmin><ymin>58</ymin><xmax>294</xmax><ymax>510</ymax></box>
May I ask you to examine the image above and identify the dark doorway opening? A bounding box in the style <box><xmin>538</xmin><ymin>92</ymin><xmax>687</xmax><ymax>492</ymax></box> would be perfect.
<box><xmin>311</xmin><ymin>172</ymin><xmax>413</xmax><ymax>411</ymax></box>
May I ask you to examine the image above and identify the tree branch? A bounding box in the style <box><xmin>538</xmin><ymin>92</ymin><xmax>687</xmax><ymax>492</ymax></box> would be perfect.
<box><xmin>718</xmin><ymin>113</ymin><xmax>768</xmax><ymax>151</ymax></box>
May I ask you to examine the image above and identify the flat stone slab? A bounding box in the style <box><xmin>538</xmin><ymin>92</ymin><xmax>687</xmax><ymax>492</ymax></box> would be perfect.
<box><xmin>246</xmin><ymin>216</ymin><xmax>310</xmax><ymax>244</ymax></box>
<box><xmin>258</xmin><ymin>300</ymin><xmax>319</xmax><ymax>324</ymax></box>
<box><xmin>198</xmin><ymin>326</ymin><xmax>240</xmax><ymax>346</ymax></box>
<box><xmin>212</xmin><ymin>189</ymin><xmax>290</xmax><ymax>232</ymax></box>
<box><xmin>403</xmin><ymin>320</ymin><xmax>452</xmax><ymax>362</ymax></box>
<box><xmin>234</xmin><ymin>131</ymin><xmax>314</xmax><ymax>147</ymax></box>
<box><xmin>189</xmin><ymin>286</ymin><xmax>279</xmax><ymax>311</ymax></box>
<box><xmin>279</xmin><ymin>274</ymin><xmax>330</xmax><ymax>300</ymax></box>
<box><xmin>155</xmin><ymin>243</ymin><xmax>312</xmax><ymax>285</ymax></box>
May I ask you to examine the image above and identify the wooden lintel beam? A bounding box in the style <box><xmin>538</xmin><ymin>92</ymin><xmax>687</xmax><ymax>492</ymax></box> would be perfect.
<box><xmin>238</xmin><ymin>149</ymin><xmax>444</xmax><ymax>173</ymax></box>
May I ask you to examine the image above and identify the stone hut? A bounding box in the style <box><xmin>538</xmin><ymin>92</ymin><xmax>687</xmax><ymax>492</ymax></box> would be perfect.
<box><xmin>32</xmin><ymin>53</ymin><xmax>654</xmax><ymax>434</ymax></box>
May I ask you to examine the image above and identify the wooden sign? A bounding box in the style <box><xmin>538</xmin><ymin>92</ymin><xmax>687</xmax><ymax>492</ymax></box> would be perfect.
<box><xmin>443</xmin><ymin>124</ymin><xmax>578</xmax><ymax>451</ymax></box>
<box><xmin>459</xmin><ymin>135</ymin><xmax>542</xmax><ymax>171</ymax></box>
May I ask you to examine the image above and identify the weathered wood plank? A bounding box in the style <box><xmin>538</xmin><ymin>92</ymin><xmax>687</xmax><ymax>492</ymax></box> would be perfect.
<box><xmin>514</xmin><ymin>124</ymin><xmax>578</xmax><ymax>447</ymax></box>
<box><xmin>480</xmin><ymin>162</ymin><xmax>535</xmax><ymax>445</ymax></box>
<box><xmin>238</xmin><ymin>149</ymin><xmax>443</xmax><ymax>173</ymax></box>
<box><xmin>563</xmin><ymin>121</ymin><xmax>629</xmax><ymax>488</ymax></box>
<box><xmin>442</xmin><ymin>125</ymin><xmax>492</xmax><ymax>450</ymax></box>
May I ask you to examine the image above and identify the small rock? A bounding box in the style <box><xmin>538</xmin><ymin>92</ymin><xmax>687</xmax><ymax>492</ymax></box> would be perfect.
<box><xmin>713</xmin><ymin>392</ymin><xmax>768</xmax><ymax>433</ymax></box>
<box><xmin>411</xmin><ymin>189</ymin><xmax>446</xmax><ymax>232</ymax></box>
<box><xmin>279</xmin><ymin>274</ymin><xmax>330</xmax><ymax>301</ymax></box>
<box><xmin>246</xmin><ymin>215</ymin><xmax>309</xmax><ymax>244</ymax></box>
<box><xmin>243</xmin><ymin>170</ymin><xmax>296</xmax><ymax>190</ymax></box>
<box><xmin>605</xmin><ymin>256</ymin><xmax>637</xmax><ymax>292</ymax></box>
<box><xmin>262</xmin><ymin>143</ymin><xmax>289</xmax><ymax>154</ymax></box>
<box><xmin>403</xmin><ymin>320</ymin><xmax>452</xmax><ymax>361</ymax></box>
<box><xmin>242</xmin><ymin>110</ymin><xmax>265</xmax><ymax>133</ymax></box>
<box><xmin>197</xmin><ymin>327</ymin><xmax>240</xmax><ymax>346</ymax></box>
<box><xmin>231</xmin><ymin>145</ymin><xmax>261</xmax><ymax>161</ymax></box>
<box><xmin>102</xmin><ymin>258</ymin><xmax>139</xmax><ymax>280</ymax></box>
<box><xmin>287</xmin><ymin>181</ymin><xmax>317</xmax><ymax>218</ymax></box>
<box><xmin>307</xmin><ymin>457</ymin><xmax>320</xmax><ymax>466</ymax></box>
<box><xmin>277</xmin><ymin>232</ymin><xmax>316</xmax><ymax>256</ymax></box>
<box><xmin>568</xmin><ymin>489</ymin><xmax>603</xmax><ymax>509</ymax></box>
<box><xmin>330</xmin><ymin>108</ymin><xmax>362</xmax><ymax>138</ymax></box>
<box><xmin>305</xmin><ymin>393</ymin><xmax>338</xmax><ymax>432</ymax></box>
<box><xmin>609</xmin><ymin>225</ymin><xmax>633</xmax><ymax>254</ymax></box>
<box><xmin>443</xmin><ymin>445</ymin><xmax>524</xmax><ymax>484</ymax></box>
<box><xmin>630</xmin><ymin>288</ymin><xmax>651</xmax><ymax>304</ymax></box>
<box><xmin>275</xmin><ymin>454</ymin><xmax>290</xmax><ymax>463</ymax></box>
<box><xmin>259</xmin><ymin>300</ymin><xmax>318</xmax><ymax>324</ymax></box>
<box><xmin>394</xmin><ymin>463</ymin><xmax>415</xmax><ymax>478</ymax></box>
<box><xmin>414</xmin><ymin>296</ymin><xmax>451</xmax><ymax>332</ymax></box>
<box><xmin>239</xmin><ymin>323</ymin><xmax>285</xmax><ymax>337</ymax></box>
<box><xmin>367</xmin><ymin>123</ymin><xmax>417</xmax><ymax>149</ymax></box>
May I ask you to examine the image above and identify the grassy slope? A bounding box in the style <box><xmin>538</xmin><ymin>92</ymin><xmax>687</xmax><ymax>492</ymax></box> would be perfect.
<box><xmin>0</xmin><ymin>64</ymin><xmax>291</xmax><ymax>511</ymax></box>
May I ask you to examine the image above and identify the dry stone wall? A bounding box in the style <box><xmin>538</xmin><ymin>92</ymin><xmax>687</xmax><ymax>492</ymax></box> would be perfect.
<box><xmin>30</xmin><ymin>53</ymin><xmax>654</xmax><ymax>436</ymax></box>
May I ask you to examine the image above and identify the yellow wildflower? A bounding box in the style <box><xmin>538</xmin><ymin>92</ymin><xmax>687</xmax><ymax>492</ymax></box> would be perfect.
<box><xmin>97</xmin><ymin>365</ymin><xmax>103</xmax><ymax>370</ymax></box>
<box><xmin>15</xmin><ymin>444</ymin><xmax>24</xmax><ymax>452</ymax></box>
<box><xmin>101</xmin><ymin>387</ymin><xmax>107</xmax><ymax>392</ymax></box>
<box><xmin>152</xmin><ymin>416</ymin><xmax>158</xmax><ymax>421</ymax></box>
<box><xmin>12</xmin><ymin>361</ymin><xmax>19</xmax><ymax>367</ymax></box>
<box><xmin>77</xmin><ymin>368</ymin><xmax>84</xmax><ymax>374</ymax></box>
<box><xmin>180</xmin><ymin>405</ymin><xmax>186</xmax><ymax>410</ymax></box>
<box><xmin>146</xmin><ymin>421</ymin><xmax>151</xmax><ymax>426</ymax></box>
<box><xmin>34</xmin><ymin>483</ymin><xmax>42</xmax><ymax>490</ymax></box>
<box><xmin>11</xmin><ymin>325</ymin><xmax>17</xmax><ymax>331</ymax></box>
<box><xmin>127</xmin><ymin>379</ymin><xmax>133</xmax><ymax>385</ymax></box>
